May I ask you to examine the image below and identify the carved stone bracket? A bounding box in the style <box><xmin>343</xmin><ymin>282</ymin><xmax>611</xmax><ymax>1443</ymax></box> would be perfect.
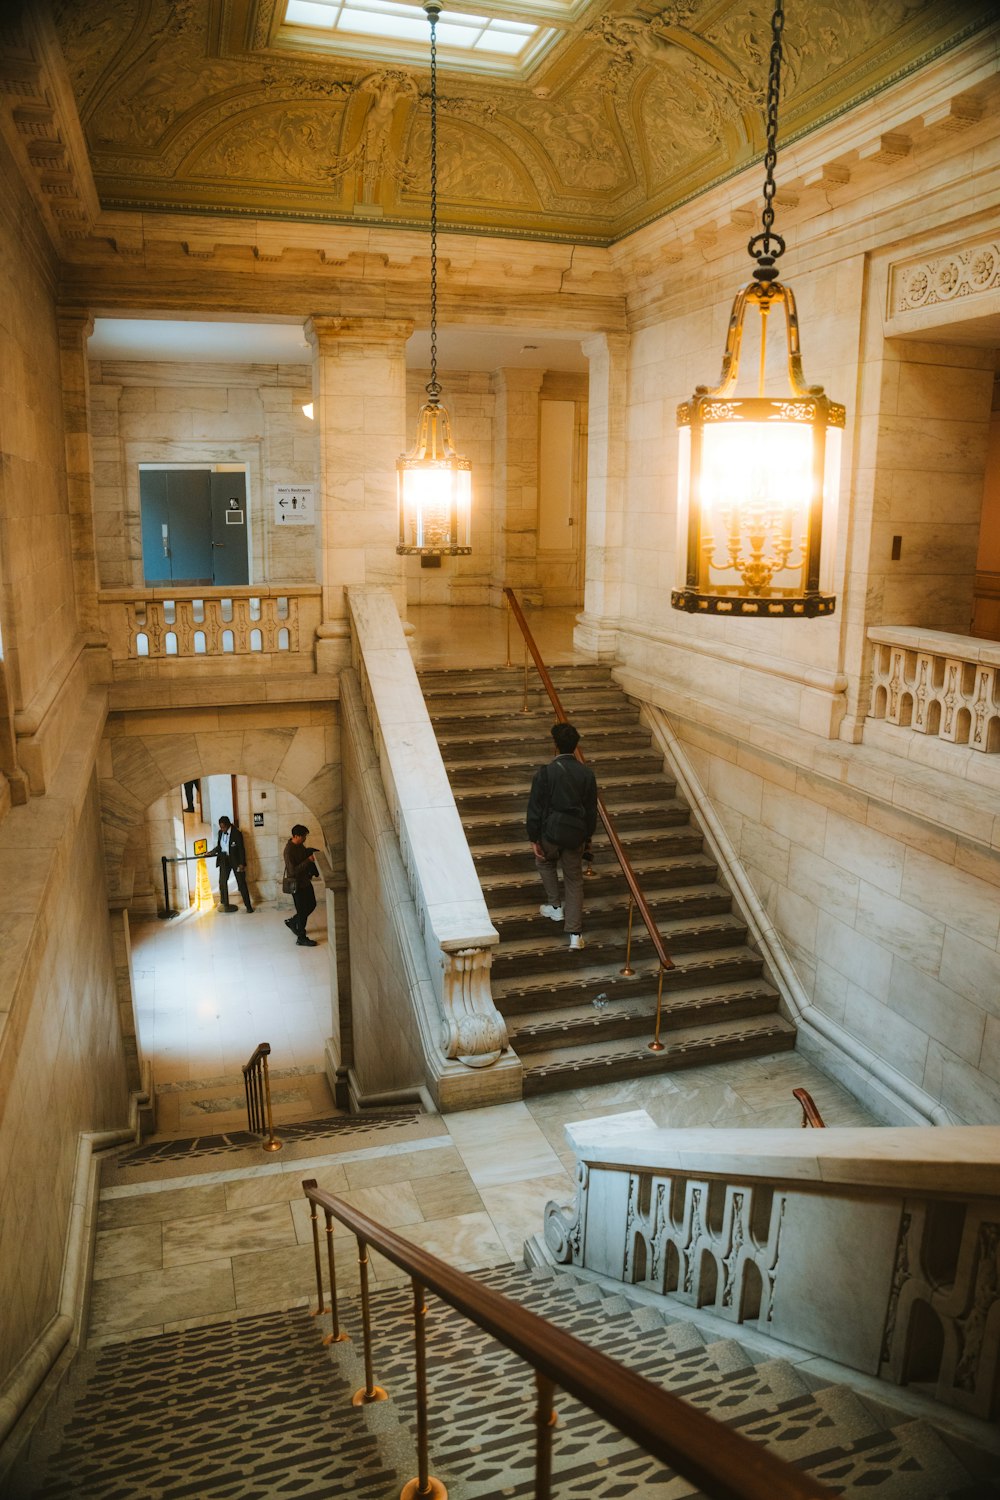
<box><xmin>440</xmin><ymin>945</ymin><xmax>508</xmax><ymax>1068</ymax></box>
<box><xmin>543</xmin><ymin>1161</ymin><xmax>588</xmax><ymax>1264</ymax></box>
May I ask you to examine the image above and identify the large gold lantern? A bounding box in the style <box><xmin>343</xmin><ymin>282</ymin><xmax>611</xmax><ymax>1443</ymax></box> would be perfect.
<box><xmin>671</xmin><ymin>0</ymin><xmax>844</xmax><ymax>619</ymax></box>
<box><xmin>397</xmin><ymin>0</ymin><xmax>472</xmax><ymax>557</ymax></box>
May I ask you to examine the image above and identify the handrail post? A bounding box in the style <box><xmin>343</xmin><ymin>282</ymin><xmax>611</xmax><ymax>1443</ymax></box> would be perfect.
<box><xmin>323</xmin><ymin>1208</ymin><xmax>349</xmax><ymax>1346</ymax></box>
<box><xmin>647</xmin><ymin>964</ymin><xmax>666</xmax><ymax>1052</ymax></box>
<box><xmin>533</xmin><ymin>1371</ymin><xmax>557</xmax><ymax>1500</ymax></box>
<box><xmin>351</xmin><ymin>1236</ymin><xmax>388</xmax><ymax>1406</ymax></box>
<box><xmin>620</xmin><ymin>895</ymin><xmax>635</xmax><ymax>977</ymax></box>
<box><xmin>261</xmin><ymin>1051</ymin><xmax>282</xmax><ymax>1152</ymax></box>
<box><xmin>505</xmin><ymin>591</ymin><xmax>512</xmax><ymax>668</ymax></box>
<box><xmin>400</xmin><ymin>1278</ymin><xmax>447</xmax><ymax>1500</ymax></box>
<box><xmin>304</xmin><ymin>1180</ymin><xmax>328</xmax><ymax>1319</ymax></box>
<box><xmin>522</xmin><ymin>636</ymin><xmax>530</xmax><ymax>713</ymax></box>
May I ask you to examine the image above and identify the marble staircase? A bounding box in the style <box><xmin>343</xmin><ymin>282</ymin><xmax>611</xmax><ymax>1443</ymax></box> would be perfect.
<box><xmin>12</xmin><ymin>1263</ymin><xmax>998</xmax><ymax>1498</ymax></box>
<box><xmin>421</xmin><ymin>665</ymin><xmax>795</xmax><ymax>1095</ymax></box>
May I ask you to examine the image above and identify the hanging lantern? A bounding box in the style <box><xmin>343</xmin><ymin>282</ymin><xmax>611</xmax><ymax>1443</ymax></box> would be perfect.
<box><xmin>397</xmin><ymin>0</ymin><xmax>472</xmax><ymax>557</ymax></box>
<box><xmin>672</xmin><ymin>0</ymin><xmax>843</xmax><ymax>619</ymax></box>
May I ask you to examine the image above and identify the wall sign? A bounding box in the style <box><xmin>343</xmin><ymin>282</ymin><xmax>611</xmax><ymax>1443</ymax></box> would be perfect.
<box><xmin>274</xmin><ymin>484</ymin><xmax>315</xmax><ymax>526</ymax></box>
<box><xmin>253</xmin><ymin>812</ymin><xmax>264</xmax><ymax>827</ymax></box>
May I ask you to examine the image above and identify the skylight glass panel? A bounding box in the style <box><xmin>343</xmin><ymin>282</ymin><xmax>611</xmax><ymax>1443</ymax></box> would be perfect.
<box><xmin>282</xmin><ymin>0</ymin><xmax>552</xmax><ymax>68</ymax></box>
<box><xmin>474</xmin><ymin>30</ymin><xmax>527</xmax><ymax>52</ymax></box>
<box><xmin>340</xmin><ymin>6</ymin><xmax>429</xmax><ymax>40</ymax></box>
<box><xmin>286</xmin><ymin>0</ymin><xmax>339</xmax><ymax>26</ymax></box>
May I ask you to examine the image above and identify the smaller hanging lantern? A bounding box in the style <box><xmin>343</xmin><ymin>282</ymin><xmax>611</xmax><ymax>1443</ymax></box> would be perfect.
<box><xmin>397</xmin><ymin>0</ymin><xmax>472</xmax><ymax>557</ymax></box>
<box><xmin>672</xmin><ymin>0</ymin><xmax>843</xmax><ymax>619</ymax></box>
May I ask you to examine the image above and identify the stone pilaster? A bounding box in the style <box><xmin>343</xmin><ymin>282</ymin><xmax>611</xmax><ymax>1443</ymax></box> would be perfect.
<box><xmin>490</xmin><ymin>367</ymin><xmax>544</xmax><ymax>602</ymax></box>
<box><xmin>57</xmin><ymin>312</ymin><xmax>100</xmax><ymax>638</ymax></box>
<box><xmin>306</xmin><ymin>316</ymin><xmax>413</xmax><ymax>669</ymax></box>
<box><xmin>574</xmin><ymin>333</ymin><xmax>629</xmax><ymax>660</ymax></box>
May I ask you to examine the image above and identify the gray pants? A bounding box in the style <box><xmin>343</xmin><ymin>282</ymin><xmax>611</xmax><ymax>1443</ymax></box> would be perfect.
<box><xmin>535</xmin><ymin>840</ymin><xmax>584</xmax><ymax>933</ymax></box>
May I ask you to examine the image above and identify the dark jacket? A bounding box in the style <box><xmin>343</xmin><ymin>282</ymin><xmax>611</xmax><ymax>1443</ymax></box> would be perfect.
<box><xmin>283</xmin><ymin>839</ymin><xmax>318</xmax><ymax>887</ymax></box>
<box><xmin>527</xmin><ymin>754</ymin><xmax>598</xmax><ymax>849</ymax></box>
<box><xmin>210</xmin><ymin>825</ymin><xmax>246</xmax><ymax>868</ymax></box>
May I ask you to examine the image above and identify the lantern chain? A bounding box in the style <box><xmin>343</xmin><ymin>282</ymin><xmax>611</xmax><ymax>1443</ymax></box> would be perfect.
<box><xmin>425</xmin><ymin>0</ymin><xmax>441</xmax><ymax>405</ymax></box>
<box><xmin>748</xmin><ymin>0</ymin><xmax>785</xmax><ymax>282</ymax></box>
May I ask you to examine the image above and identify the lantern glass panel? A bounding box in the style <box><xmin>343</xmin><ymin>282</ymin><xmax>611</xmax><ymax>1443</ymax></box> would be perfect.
<box><xmin>698</xmin><ymin>417</ymin><xmax>814</xmax><ymax>597</ymax></box>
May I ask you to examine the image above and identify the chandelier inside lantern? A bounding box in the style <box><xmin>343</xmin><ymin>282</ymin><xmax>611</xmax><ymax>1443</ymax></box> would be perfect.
<box><xmin>397</xmin><ymin>397</ymin><xmax>472</xmax><ymax>555</ymax></box>
<box><xmin>397</xmin><ymin>0</ymin><xmax>472</xmax><ymax>558</ymax></box>
<box><xmin>671</xmin><ymin>0</ymin><xmax>844</xmax><ymax>619</ymax></box>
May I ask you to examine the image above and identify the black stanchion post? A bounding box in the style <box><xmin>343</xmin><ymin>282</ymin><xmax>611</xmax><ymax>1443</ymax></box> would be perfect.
<box><xmin>159</xmin><ymin>855</ymin><xmax>177</xmax><ymax>920</ymax></box>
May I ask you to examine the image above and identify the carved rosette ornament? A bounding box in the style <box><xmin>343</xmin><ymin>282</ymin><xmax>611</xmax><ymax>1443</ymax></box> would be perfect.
<box><xmin>891</xmin><ymin>241</ymin><xmax>1000</xmax><ymax>314</ymax></box>
<box><xmin>440</xmin><ymin>945</ymin><xmax>508</xmax><ymax>1068</ymax></box>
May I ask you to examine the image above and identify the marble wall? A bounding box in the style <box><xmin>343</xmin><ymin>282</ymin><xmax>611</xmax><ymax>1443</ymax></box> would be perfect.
<box><xmin>0</xmin><ymin>131</ymin><xmax>80</xmax><ymax>731</ymax></box>
<box><xmin>666</xmin><ymin>710</ymin><xmax>1000</xmax><ymax>1126</ymax></box>
<box><xmin>0</xmin><ymin>130</ymin><xmax>131</xmax><ymax>1400</ymax></box>
<box><xmin>88</xmin><ymin>361</ymin><xmax>319</xmax><ymax>589</ymax></box>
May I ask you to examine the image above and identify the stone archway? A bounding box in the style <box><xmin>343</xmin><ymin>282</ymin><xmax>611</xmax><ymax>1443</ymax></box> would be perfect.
<box><xmin>100</xmin><ymin>716</ymin><xmax>341</xmax><ymax>904</ymax></box>
<box><xmin>97</xmin><ymin>705</ymin><xmax>349</xmax><ymax>1101</ymax></box>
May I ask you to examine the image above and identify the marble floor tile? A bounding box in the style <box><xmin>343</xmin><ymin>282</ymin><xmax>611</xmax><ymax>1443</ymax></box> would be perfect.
<box><xmin>97</xmin><ymin>1182</ymin><xmax>227</xmax><ymax>1230</ymax></box>
<box><xmin>478</xmin><ymin>1171</ymin><xmax>576</xmax><ymax>1261</ymax></box>
<box><xmin>92</xmin><ymin>1223</ymin><xmax>163</xmax><ymax>1280</ymax></box>
<box><xmin>442</xmin><ymin>1101</ymin><xmax>538</xmax><ymax>1147</ymax></box>
<box><xmin>224</xmin><ymin>1161</ymin><xmax>348</xmax><ymax>1212</ymax></box>
<box><xmin>343</xmin><ymin>1145</ymin><xmax>465</xmax><ymax>1190</ymax></box>
<box><xmin>89</xmin><ymin>1259</ymin><xmax>236</xmax><ymax>1337</ymax></box>
<box><xmin>231</xmin><ymin>1239</ymin><xmax>346</xmax><ymax>1310</ymax></box>
<box><xmin>340</xmin><ymin>1181</ymin><xmax>425</xmax><ymax>1228</ymax></box>
<box><xmin>392</xmin><ymin>1211</ymin><xmax>509</xmax><ymax>1271</ymax></box>
<box><xmin>162</xmin><ymin>1203</ymin><xmax>297</xmax><ymax>1268</ymax></box>
<box><xmin>458</xmin><ymin>1140</ymin><xmax>565</xmax><ymax>1189</ymax></box>
<box><xmin>410</xmin><ymin>1170</ymin><xmax>483</xmax><ymax>1222</ymax></box>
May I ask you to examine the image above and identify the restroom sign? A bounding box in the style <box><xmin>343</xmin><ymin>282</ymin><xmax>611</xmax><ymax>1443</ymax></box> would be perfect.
<box><xmin>274</xmin><ymin>484</ymin><xmax>315</xmax><ymax>525</ymax></box>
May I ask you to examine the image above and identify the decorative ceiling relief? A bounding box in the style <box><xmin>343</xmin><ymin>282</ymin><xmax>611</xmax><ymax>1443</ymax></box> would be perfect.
<box><xmin>46</xmin><ymin>0</ymin><xmax>996</xmax><ymax>243</ymax></box>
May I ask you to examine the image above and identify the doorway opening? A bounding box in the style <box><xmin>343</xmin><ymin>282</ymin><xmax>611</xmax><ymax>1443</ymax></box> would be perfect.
<box><xmin>139</xmin><ymin>465</ymin><xmax>251</xmax><ymax>586</ymax></box>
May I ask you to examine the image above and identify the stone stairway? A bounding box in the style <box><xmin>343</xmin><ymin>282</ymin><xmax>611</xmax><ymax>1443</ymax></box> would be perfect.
<box><xmin>11</xmin><ymin>1263</ymin><xmax>998</xmax><ymax>1498</ymax></box>
<box><xmin>421</xmin><ymin>664</ymin><xmax>795</xmax><ymax>1094</ymax></box>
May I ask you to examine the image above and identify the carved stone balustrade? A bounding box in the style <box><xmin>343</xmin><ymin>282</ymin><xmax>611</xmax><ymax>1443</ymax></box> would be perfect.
<box><xmin>867</xmin><ymin>626</ymin><xmax>1000</xmax><ymax>754</ymax></box>
<box><xmin>98</xmin><ymin>586</ymin><xmax>322</xmax><ymax>676</ymax></box>
<box><xmin>544</xmin><ymin>1116</ymin><xmax>1000</xmax><ymax>1421</ymax></box>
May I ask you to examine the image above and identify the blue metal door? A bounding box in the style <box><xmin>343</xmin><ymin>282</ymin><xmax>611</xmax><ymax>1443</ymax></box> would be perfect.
<box><xmin>139</xmin><ymin>470</ymin><xmax>248</xmax><ymax>584</ymax></box>
<box><xmin>210</xmin><ymin>473</ymin><xmax>250</xmax><ymax>586</ymax></box>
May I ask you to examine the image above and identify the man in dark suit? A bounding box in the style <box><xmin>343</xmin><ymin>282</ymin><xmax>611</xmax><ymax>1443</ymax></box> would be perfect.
<box><xmin>208</xmin><ymin>815</ymin><xmax>254</xmax><ymax>913</ymax></box>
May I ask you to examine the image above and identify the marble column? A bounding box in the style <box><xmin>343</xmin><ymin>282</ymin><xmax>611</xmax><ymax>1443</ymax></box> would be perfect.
<box><xmin>306</xmin><ymin>316</ymin><xmax>413</xmax><ymax>670</ymax></box>
<box><xmin>490</xmin><ymin>367</ymin><xmax>544</xmax><ymax>603</ymax></box>
<box><xmin>574</xmin><ymin>333</ymin><xmax>630</xmax><ymax>660</ymax></box>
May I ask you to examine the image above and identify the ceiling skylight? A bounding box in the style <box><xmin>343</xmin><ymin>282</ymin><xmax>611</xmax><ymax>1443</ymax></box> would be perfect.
<box><xmin>281</xmin><ymin>0</ymin><xmax>582</xmax><ymax>76</ymax></box>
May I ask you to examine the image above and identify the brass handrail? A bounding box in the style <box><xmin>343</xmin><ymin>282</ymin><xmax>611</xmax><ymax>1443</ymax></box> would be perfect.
<box><xmin>302</xmin><ymin>1179</ymin><xmax>831</xmax><ymax>1500</ymax></box>
<box><xmin>242</xmin><ymin>1041</ymin><xmax>282</xmax><ymax>1152</ymax></box>
<box><xmin>792</xmin><ymin>1087</ymin><xmax>826</xmax><ymax>1128</ymax></box>
<box><xmin>502</xmin><ymin>588</ymin><xmax>674</xmax><ymax>1047</ymax></box>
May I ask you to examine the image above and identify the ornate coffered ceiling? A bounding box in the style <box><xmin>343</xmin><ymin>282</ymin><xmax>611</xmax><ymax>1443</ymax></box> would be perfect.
<box><xmin>44</xmin><ymin>0</ymin><xmax>998</xmax><ymax>245</ymax></box>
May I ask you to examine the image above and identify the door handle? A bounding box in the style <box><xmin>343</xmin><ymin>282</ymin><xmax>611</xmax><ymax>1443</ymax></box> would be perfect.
<box><xmin>212</xmin><ymin>541</ymin><xmax>225</xmax><ymax>547</ymax></box>
<box><xmin>161</xmin><ymin>523</ymin><xmax>169</xmax><ymax>557</ymax></box>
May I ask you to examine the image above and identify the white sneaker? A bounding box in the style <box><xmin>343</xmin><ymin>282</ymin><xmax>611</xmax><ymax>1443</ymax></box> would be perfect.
<box><xmin>539</xmin><ymin>904</ymin><xmax>563</xmax><ymax>922</ymax></box>
<box><xmin>569</xmin><ymin>933</ymin><xmax>586</xmax><ymax>951</ymax></box>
